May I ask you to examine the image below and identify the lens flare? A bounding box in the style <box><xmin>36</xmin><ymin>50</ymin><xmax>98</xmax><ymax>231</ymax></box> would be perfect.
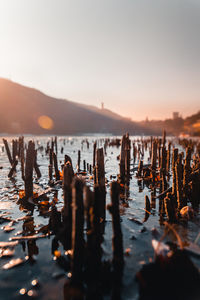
<box><xmin>38</xmin><ymin>115</ymin><xmax>54</xmax><ymax>130</ymax></box>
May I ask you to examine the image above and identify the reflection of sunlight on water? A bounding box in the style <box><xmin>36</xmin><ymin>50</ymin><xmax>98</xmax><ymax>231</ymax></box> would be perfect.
<box><xmin>0</xmin><ymin>201</ymin><xmax>14</xmax><ymax>209</ymax></box>
<box><xmin>38</xmin><ymin>115</ymin><xmax>54</xmax><ymax>130</ymax></box>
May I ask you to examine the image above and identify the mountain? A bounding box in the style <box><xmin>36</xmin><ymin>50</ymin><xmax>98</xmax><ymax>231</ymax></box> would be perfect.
<box><xmin>0</xmin><ymin>78</ymin><xmax>150</xmax><ymax>135</ymax></box>
<box><xmin>79</xmin><ymin>103</ymin><xmax>124</xmax><ymax>121</ymax></box>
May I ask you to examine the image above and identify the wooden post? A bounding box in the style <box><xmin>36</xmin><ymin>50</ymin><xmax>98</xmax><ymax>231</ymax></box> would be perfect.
<box><xmin>53</xmin><ymin>152</ymin><xmax>60</xmax><ymax>181</ymax></box>
<box><xmin>144</xmin><ymin>195</ymin><xmax>151</xmax><ymax>222</ymax></box>
<box><xmin>166</xmin><ymin>142</ymin><xmax>171</xmax><ymax>175</ymax></box>
<box><xmin>125</xmin><ymin>134</ymin><xmax>131</xmax><ymax>183</ymax></box>
<box><xmin>83</xmin><ymin>160</ymin><xmax>86</xmax><ymax>172</ymax></box>
<box><xmin>96</xmin><ymin>148</ymin><xmax>106</xmax><ymax>220</ymax></box>
<box><xmin>183</xmin><ymin>147</ymin><xmax>191</xmax><ymax>198</ymax></box>
<box><xmin>151</xmin><ymin>187</ymin><xmax>156</xmax><ymax>209</ymax></box>
<box><xmin>119</xmin><ymin>135</ymin><xmax>126</xmax><ymax>184</ymax></box>
<box><xmin>3</xmin><ymin>139</ymin><xmax>13</xmax><ymax>165</ymax></box>
<box><xmin>34</xmin><ymin>150</ymin><xmax>41</xmax><ymax>178</ymax></box>
<box><xmin>54</xmin><ymin>136</ymin><xmax>58</xmax><ymax>155</ymax></box>
<box><xmin>137</xmin><ymin>160</ymin><xmax>143</xmax><ymax>177</ymax></box>
<box><xmin>20</xmin><ymin>139</ymin><xmax>25</xmax><ymax>181</ymax></box>
<box><xmin>8</xmin><ymin>160</ymin><xmax>18</xmax><ymax>178</ymax></box>
<box><xmin>172</xmin><ymin>148</ymin><xmax>178</xmax><ymax>199</ymax></box>
<box><xmin>151</xmin><ymin>140</ymin><xmax>157</xmax><ymax>171</ymax></box>
<box><xmin>63</xmin><ymin>162</ymin><xmax>74</xmax><ymax>250</ymax></box>
<box><xmin>12</xmin><ymin>139</ymin><xmax>18</xmax><ymax>162</ymax></box>
<box><xmin>164</xmin><ymin>192</ymin><xmax>176</xmax><ymax>223</ymax></box>
<box><xmin>25</xmin><ymin>141</ymin><xmax>35</xmax><ymax>199</ymax></box>
<box><xmin>160</xmin><ymin>146</ymin><xmax>167</xmax><ymax>177</ymax></box>
<box><xmin>175</xmin><ymin>154</ymin><xmax>184</xmax><ymax>209</ymax></box>
<box><xmin>162</xmin><ymin>129</ymin><xmax>166</xmax><ymax>147</ymax></box>
<box><xmin>109</xmin><ymin>181</ymin><xmax>124</xmax><ymax>300</ymax></box>
<box><xmin>71</xmin><ymin>178</ymin><xmax>84</xmax><ymax>281</ymax></box>
<box><xmin>93</xmin><ymin>142</ymin><xmax>97</xmax><ymax>168</ymax></box>
<box><xmin>84</xmin><ymin>186</ymin><xmax>102</xmax><ymax>277</ymax></box>
<box><xmin>109</xmin><ymin>181</ymin><xmax>124</xmax><ymax>269</ymax></box>
<box><xmin>77</xmin><ymin>150</ymin><xmax>81</xmax><ymax>172</ymax></box>
<box><xmin>133</xmin><ymin>143</ymin><xmax>137</xmax><ymax>164</ymax></box>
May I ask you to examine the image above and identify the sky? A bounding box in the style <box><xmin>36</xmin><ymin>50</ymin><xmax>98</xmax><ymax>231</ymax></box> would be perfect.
<box><xmin>0</xmin><ymin>0</ymin><xmax>200</xmax><ymax>121</ymax></box>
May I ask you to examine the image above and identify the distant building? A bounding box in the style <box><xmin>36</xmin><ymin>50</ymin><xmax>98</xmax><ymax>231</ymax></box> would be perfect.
<box><xmin>173</xmin><ymin>112</ymin><xmax>179</xmax><ymax>119</ymax></box>
<box><xmin>101</xmin><ymin>102</ymin><xmax>104</xmax><ymax>110</ymax></box>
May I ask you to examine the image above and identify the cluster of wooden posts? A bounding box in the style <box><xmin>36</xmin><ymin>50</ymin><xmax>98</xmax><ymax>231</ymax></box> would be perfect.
<box><xmin>2</xmin><ymin>136</ymin><xmax>124</xmax><ymax>296</ymax></box>
<box><xmin>120</xmin><ymin>131</ymin><xmax>200</xmax><ymax>223</ymax></box>
<box><xmin>1</xmin><ymin>133</ymin><xmax>200</xmax><ymax>295</ymax></box>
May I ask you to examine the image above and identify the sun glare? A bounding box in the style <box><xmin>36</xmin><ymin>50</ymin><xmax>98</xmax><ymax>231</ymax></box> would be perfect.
<box><xmin>38</xmin><ymin>115</ymin><xmax>54</xmax><ymax>130</ymax></box>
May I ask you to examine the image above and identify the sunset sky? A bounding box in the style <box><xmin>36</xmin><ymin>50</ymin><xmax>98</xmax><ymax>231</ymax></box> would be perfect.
<box><xmin>0</xmin><ymin>0</ymin><xmax>200</xmax><ymax>121</ymax></box>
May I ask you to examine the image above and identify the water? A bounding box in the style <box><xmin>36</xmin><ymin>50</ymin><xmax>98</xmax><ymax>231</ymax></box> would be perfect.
<box><xmin>0</xmin><ymin>136</ymin><xmax>199</xmax><ymax>300</ymax></box>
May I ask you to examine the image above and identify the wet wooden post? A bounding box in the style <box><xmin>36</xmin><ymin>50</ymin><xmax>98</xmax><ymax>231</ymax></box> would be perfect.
<box><xmin>151</xmin><ymin>140</ymin><xmax>157</xmax><ymax>171</ymax></box>
<box><xmin>137</xmin><ymin>160</ymin><xmax>143</xmax><ymax>177</ymax></box>
<box><xmin>108</xmin><ymin>181</ymin><xmax>124</xmax><ymax>300</ymax></box>
<box><xmin>83</xmin><ymin>160</ymin><xmax>86</xmax><ymax>172</ymax></box>
<box><xmin>18</xmin><ymin>136</ymin><xmax>24</xmax><ymax>158</ymax></box>
<box><xmin>151</xmin><ymin>140</ymin><xmax>157</xmax><ymax>184</ymax></box>
<box><xmin>12</xmin><ymin>139</ymin><xmax>19</xmax><ymax>175</ymax></box>
<box><xmin>151</xmin><ymin>187</ymin><xmax>156</xmax><ymax>209</ymax></box>
<box><xmin>172</xmin><ymin>148</ymin><xmax>178</xmax><ymax>200</ymax></box>
<box><xmin>84</xmin><ymin>186</ymin><xmax>102</xmax><ymax>277</ymax></box>
<box><xmin>162</xmin><ymin>129</ymin><xmax>166</xmax><ymax>148</ymax></box>
<box><xmin>133</xmin><ymin>143</ymin><xmax>137</xmax><ymax>164</ymax></box>
<box><xmin>190</xmin><ymin>169</ymin><xmax>200</xmax><ymax>208</ymax></box>
<box><xmin>144</xmin><ymin>195</ymin><xmax>151</xmax><ymax>222</ymax></box>
<box><xmin>164</xmin><ymin>192</ymin><xmax>176</xmax><ymax>223</ymax></box>
<box><xmin>89</xmin><ymin>164</ymin><xmax>92</xmax><ymax>175</ymax></box>
<box><xmin>63</xmin><ymin>162</ymin><xmax>74</xmax><ymax>250</ymax></box>
<box><xmin>160</xmin><ymin>146</ymin><xmax>167</xmax><ymax>177</ymax></box>
<box><xmin>157</xmin><ymin>139</ymin><xmax>161</xmax><ymax>168</ymax></box>
<box><xmin>3</xmin><ymin>138</ymin><xmax>13</xmax><ymax>166</ymax></box>
<box><xmin>84</xmin><ymin>186</ymin><xmax>94</xmax><ymax>233</ymax></box>
<box><xmin>125</xmin><ymin>134</ymin><xmax>131</xmax><ymax>184</ymax></box>
<box><xmin>48</xmin><ymin>148</ymin><xmax>53</xmax><ymax>183</ymax></box>
<box><xmin>51</xmin><ymin>138</ymin><xmax>54</xmax><ymax>153</ymax></box>
<box><xmin>183</xmin><ymin>147</ymin><xmax>191</xmax><ymax>198</ymax></box>
<box><xmin>64</xmin><ymin>154</ymin><xmax>73</xmax><ymax>169</ymax></box>
<box><xmin>93</xmin><ymin>141</ymin><xmax>97</xmax><ymax>168</ymax></box>
<box><xmin>96</xmin><ymin>148</ymin><xmax>106</xmax><ymax>220</ymax></box>
<box><xmin>25</xmin><ymin>141</ymin><xmax>35</xmax><ymax>199</ymax></box>
<box><xmin>93</xmin><ymin>165</ymin><xmax>97</xmax><ymax>184</ymax></box>
<box><xmin>53</xmin><ymin>152</ymin><xmax>60</xmax><ymax>181</ymax></box>
<box><xmin>20</xmin><ymin>137</ymin><xmax>25</xmax><ymax>181</ymax></box>
<box><xmin>77</xmin><ymin>150</ymin><xmax>81</xmax><ymax>171</ymax></box>
<box><xmin>119</xmin><ymin>135</ymin><xmax>127</xmax><ymax>184</ymax></box>
<box><xmin>54</xmin><ymin>136</ymin><xmax>58</xmax><ymax>155</ymax></box>
<box><xmin>8</xmin><ymin>160</ymin><xmax>18</xmax><ymax>178</ymax></box>
<box><xmin>175</xmin><ymin>154</ymin><xmax>184</xmax><ymax>209</ymax></box>
<box><xmin>34</xmin><ymin>150</ymin><xmax>41</xmax><ymax>178</ymax></box>
<box><xmin>109</xmin><ymin>181</ymin><xmax>124</xmax><ymax>268</ymax></box>
<box><xmin>166</xmin><ymin>142</ymin><xmax>171</xmax><ymax>176</ymax></box>
<box><xmin>71</xmin><ymin>178</ymin><xmax>84</xmax><ymax>281</ymax></box>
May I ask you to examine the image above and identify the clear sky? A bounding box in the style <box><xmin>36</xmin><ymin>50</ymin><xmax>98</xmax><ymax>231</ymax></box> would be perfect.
<box><xmin>0</xmin><ymin>0</ymin><xmax>200</xmax><ymax>121</ymax></box>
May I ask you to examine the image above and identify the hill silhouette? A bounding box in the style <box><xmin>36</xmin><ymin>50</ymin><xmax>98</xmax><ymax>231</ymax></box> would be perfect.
<box><xmin>0</xmin><ymin>78</ymin><xmax>150</xmax><ymax>135</ymax></box>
